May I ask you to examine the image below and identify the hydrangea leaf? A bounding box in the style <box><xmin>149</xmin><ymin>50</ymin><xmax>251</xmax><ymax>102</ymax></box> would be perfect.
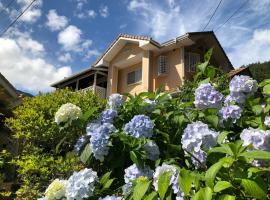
<box><xmin>263</xmin><ymin>84</ymin><xmax>270</xmax><ymax>95</ymax></box>
<box><xmin>241</xmin><ymin>179</ymin><xmax>267</xmax><ymax>200</ymax></box>
<box><xmin>132</xmin><ymin>179</ymin><xmax>151</xmax><ymax>200</ymax></box>
<box><xmin>240</xmin><ymin>150</ymin><xmax>270</xmax><ymax>160</ymax></box>
<box><xmin>191</xmin><ymin>187</ymin><xmax>213</xmax><ymax>200</ymax></box>
<box><xmin>80</xmin><ymin>143</ymin><xmax>92</xmax><ymax>164</ymax></box>
<box><xmin>100</xmin><ymin>171</ymin><xmax>112</xmax><ymax>185</ymax></box>
<box><xmin>219</xmin><ymin>194</ymin><xmax>236</xmax><ymax>200</ymax></box>
<box><xmin>158</xmin><ymin>171</ymin><xmax>172</xmax><ymax>200</ymax></box>
<box><xmin>178</xmin><ymin>169</ymin><xmax>192</xmax><ymax>196</ymax></box>
<box><xmin>217</xmin><ymin>131</ymin><xmax>231</xmax><ymax>145</ymax></box>
<box><xmin>205</xmin><ymin>159</ymin><xmax>224</xmax><ymax>189</ymax></box>
<box><xmin>144</xmin><ymin>191</ymin><xmax>158</xmax><ymax>200</ymax></box>
<box><xmin>258</xmin><ymin>79</ymin><xmax>270</xmax><ymax>87</ymax></box>
<box><xmin>213</xmin><ymin>181</ymin><xmax>233</xmax><ymax>192</ymax></box>
<box><xmin>206</xmin><ymin>115</ymin><xmax>219</xmax><ymax>128</ymax></box>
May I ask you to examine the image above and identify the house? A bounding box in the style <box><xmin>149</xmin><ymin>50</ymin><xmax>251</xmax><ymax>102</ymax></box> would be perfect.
<box><xmin>228</xmin><ymin>67</ymin><xmax>252</xmax><ymax>78</ymax></box>
<box><xmin>51</xmin><ymin>31</ymin><xmax>233</xmax><ymax>98</ymax></box>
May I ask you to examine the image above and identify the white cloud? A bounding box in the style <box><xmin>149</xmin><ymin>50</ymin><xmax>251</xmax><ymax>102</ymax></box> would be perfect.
<box><xmin>17</xmin><ymin>36</ymin><xmax>44</xmax><ymax>55</ymax></box>
<box><xmin>75</xmin><ymin>9</ymin><xmax>96</xmax><ymax>19</ymax></box>
<box><xmin>58</xmin><ymin>25</ymin><xmax>82</xmax><ymax>51</ymax></box>
<box><xmin>58</xmin><ymin>53</ymin><xmax>72</xmax><ymax>63</ymax></box>
<box><xmin>84</xmin><ymin>49</ymin><xmax>100</xmax><ymax>60</ymax></box>
<box><xmin>228</xmin><ymin>29</ymin><xmax>270</xmax><ymax>67</ymax></box>
<box><xmin>99</xmin><ymin>5</ymin><xmax>109</xmax><ymax>18</ymax></box>
<box><xmin>46</xmin><ymin>9</ymin><xmax>68</xmax><ymax>31</ymax></box>
<box><xmin>17</xmin><ymin>0</ymin><xmax>43</xmax><ymax>23</ymax></box>
<box><xmin>0</xmin><ymin>37</ymin><xmax>72</xmax><ymax>93</ymax></box>
<box><xmin>120</xmin><ymin>24</ymin><xmax>127</xmax><ymax>29</ymax></box>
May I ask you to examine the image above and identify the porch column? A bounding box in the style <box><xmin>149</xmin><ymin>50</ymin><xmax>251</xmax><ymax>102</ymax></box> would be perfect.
<box><xmin>142</xmin><ymin>50</ymin><xmax>151</xmax><ymax>92</ymax></box>
<box><xmin>111</xmin><ymin>66</ymin><xmax>118</xmax><ymax>94</ymax></box>
<box><xmin>93</xmin><ymin>72</ymin><xmax>97</xmax><ymax>94</ymax></box>
<box><xmin>75</xmin><ymin>80</ymin><xmax>79</xmax><ymax>91</ymax></box>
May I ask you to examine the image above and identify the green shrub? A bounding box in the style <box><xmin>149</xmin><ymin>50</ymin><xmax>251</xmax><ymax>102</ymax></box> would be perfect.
<box><xmin>5</xmin><ymin>88</ymin><xmax>105</xmax><ymax>199</ymax></box>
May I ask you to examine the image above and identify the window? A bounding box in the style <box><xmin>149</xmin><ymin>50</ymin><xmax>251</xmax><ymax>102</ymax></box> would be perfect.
<box><xmin>127</xmin><ymin>68</ymin><xmax>142</xmax><ymax>85</ymax></box>
<box><xmin>185</xmin><ymin>52</ymin><xmax>200</xmax><ymax>72</ymax></box>
<box><xmin>158</xmin><ymin>55</ymin><xmax>168</xmax><ymax>75</ymax></box>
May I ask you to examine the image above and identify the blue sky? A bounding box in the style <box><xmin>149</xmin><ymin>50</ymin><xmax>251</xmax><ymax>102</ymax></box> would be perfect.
<box><xmin>0</xmin><ymin>0</ymin><xmax>270</xmax><ymax>93</ymax></box>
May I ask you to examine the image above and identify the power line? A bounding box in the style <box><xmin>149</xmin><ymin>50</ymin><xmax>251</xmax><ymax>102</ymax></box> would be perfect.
<box><xmin>202</xmin><ymin>0</ymin><xmax>223</xmax><ymax>31</ymax></box>
<box><xmin>215</xmin><ymin>0</ymin><xmax>249</xmax><ymax>32</ymax></box>
<box><xmin>0</xmin><ymin>0</ymin><xmax>37</xmax><ymax>37</ymax></box>
<box><xmin>0</xmin><ymin>0</ymin><xmax>16</xmax><ymax>16</ymax></box>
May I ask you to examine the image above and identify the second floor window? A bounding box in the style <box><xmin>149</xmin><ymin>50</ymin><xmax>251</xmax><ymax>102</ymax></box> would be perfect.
<box><xmin>185</xmin><ymin>52</ymin><xmax>200</xmax><ymax>72</ymax></box>
<box><xmin>127</xmin><ymin>68</ymin><xmax>142</xmax><ymax>85</ymax></box>
<box><xmin>158</xmin><ymin>55</ymin><xmax>168</xmax><ymax>75</ymax></box>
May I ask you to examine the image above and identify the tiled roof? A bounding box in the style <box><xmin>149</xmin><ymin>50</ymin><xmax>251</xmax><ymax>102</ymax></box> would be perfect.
<box><xmin>118</xmin><ymin>33</ymin><xmax>152</xmax><ymax>41</ymax></box>
<box><xmin>228</xmin><ymin>67</ymin><xmax>247</xmax><ymax>77</ymax></box>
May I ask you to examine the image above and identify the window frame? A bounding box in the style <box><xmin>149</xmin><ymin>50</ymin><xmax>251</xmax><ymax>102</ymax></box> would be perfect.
<box><xmin>185</xmin><ymin>52</ymin><xmax>200</xmax><ymax>73</ymax></box>
<box><xmin>158</xmin><ymin>55</ymin><xmax>168</xmax><ymax>76</ymax></box>
<box><xmin>127</xmin><ymin>68</ymin><xmax>142</xmax><ymax>86</ymax></box>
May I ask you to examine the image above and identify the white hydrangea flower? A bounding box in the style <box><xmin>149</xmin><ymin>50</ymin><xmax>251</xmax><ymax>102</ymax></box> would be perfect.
<box><xmin>45</xmin><ymin>179</ymin><xmax>67</xmax><ymax>200</ymax></box>
<box><xmin>66</xmin><ymin>168</ymin><xmax>98</xmax><ymax>200</ymax></box>
<box><xmin>264</xmin><ymin>116</ymin><xmax>270</xmax><ymax>127</ymax></box>
<box><xmin>153</xmin><ymin>163</ymin><xmax>184</xmax><ymax>199</ymax></box>
<box><xmin>55</xmin><ymin>103</ymin><xmax>82</xmax><ymax>124</ymax></box>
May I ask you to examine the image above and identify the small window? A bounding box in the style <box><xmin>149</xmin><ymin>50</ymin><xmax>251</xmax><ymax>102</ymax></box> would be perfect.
<box><xmin>158</xmin><ymin>55</ymin><xmax>168</xmax><ymax>75</ymax></box>
<box><xmin>127</xmin><ymin>68</ymin><xmax>142</xmax><ymax>85</ymax></box>
<box><xmin>185</xmin><ymin>52</ymin><xmax>200</xmax><ymax>72</ymax></box>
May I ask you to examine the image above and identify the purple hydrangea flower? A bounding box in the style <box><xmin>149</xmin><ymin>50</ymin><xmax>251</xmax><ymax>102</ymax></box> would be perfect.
<box><xmin>144</xmin><ymin>141</ymin><xmax>160</xmax><ymax>161</ymax></box>
<box><xmin>108</xmin><ymin>93</ymin><xmax>124</xmax><ymax>110</ymax></box>
<box><xmin>123</xmin><ymin>164</ymin><xmax>153</xmax><ymax>194</ymax></box>
<box><xmin>88</xmin><ymin>123</ymin><xmax>116</xmax><ymax>161</ymax></box>
<box><xmin>224</xmin><ymin>92</ymin><xmax>247</xmax><ymax>106</ymax></box>
<box><xmin>181</xmin><ymin>121</ymin><xmax>219</xmax><ymax>168</ymax></box>
<box><xmin>143</xmin><ymin>99</ymin><xmax>156</xmax><ymax>112</ymax></box>
<box><xmin>229</xmin><ymin>75</ymin><xmax>258</xmax><ymax>95</ymax></box>
<box><xmin>194</xmin><ymin>83</ymin><xmax>223</xmax><ymax>109</ymax></box>
<box><xmin>124</xmin><ymin>115</ymin><xmax>154</xmax><ymax>138</ymax></box>
<box><xmin>66</xmin><ymin>168</ymin><xmax>98</xmax><ymax>200</ymax></box>
<box><xmin>99</xmin><ymin>195</ymin><xmax>122</xmax><ymax>200</ymax></box>
<box><xmin>153</xmin><ymin>163</ymin><xmax>184</xmax><ymax>199</ymax></box>
<box><xmin>219</xmin><ymin>105</ymin><xmax>242</xmax><ymax>125</ymax></box>
<box><xmin>100</xmin><ymin>109</ymin><xmax>117</xmax><ymax>124</ymax></box>
<box><xmin>240</xmin><ymin>128</ymin><xmax>270</xmax><ymax>167</ymax></box>
<box><xmin>74</xmin><ymin>135</ymin><xmax>88</xmax><ymax>154</ymax></box>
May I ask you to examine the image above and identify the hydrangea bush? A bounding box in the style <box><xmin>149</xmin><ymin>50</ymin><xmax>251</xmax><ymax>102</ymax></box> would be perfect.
<box><xmin>40</xmin><ymin>50</ymin><xmax>270</xmax><ymax>200</ymax></box>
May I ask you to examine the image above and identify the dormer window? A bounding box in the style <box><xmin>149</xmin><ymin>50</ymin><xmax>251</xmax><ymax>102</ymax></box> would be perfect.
<box><xmin>185</xmin><ymin>52</ymin><xmax>200</xmax><ymax>73</ymax></box>
<box><xmin>158</xmin><ymin>55</ymin><xmax>168</xmax><ymax>75</ymax></box>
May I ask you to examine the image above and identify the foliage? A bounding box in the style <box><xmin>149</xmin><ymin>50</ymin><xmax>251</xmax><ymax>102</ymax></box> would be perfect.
<box><xmin>39</xmin><ymin>50</ymin><xmax>270</xmax><ymax>199</ymax></box>
<box><xmin>5</xmin><ymin>88</ymin><xmax>105</xmax><ymax>199</ymax></box>
<box><xmin>247</xmin><ymin>60</ymin><xmax>270</xmax><ymax>82</ymax></box>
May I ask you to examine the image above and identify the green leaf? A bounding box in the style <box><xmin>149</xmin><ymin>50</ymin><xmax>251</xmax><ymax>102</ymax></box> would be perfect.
<box><xmin>205</xmin><ymin>160</ymin><xmax>224</xmax><ymax>188</ymax></box>
<box><xmin>214</xmin><ymin>181</ymin><xmax>233</xmax><ymax>192</ymax></box>
<box><xmin>206</xmin><ymin>115</ymin><xmax>219</xmax><ymax>128</ymax></box>
<box><xmin>199</xmin><ymin>77</ymin><xmax>210</xmax><ymax>85</ymax></box>
<box><xmin>158</xmin><ymin>171</ymin><xmax>172</xmax><ymax>200</ymax></box>
<box><xmin>82</xmin><ymin>107</ymin><xmax>97</xmax><ymax>121</ymax></box>
<box><xmin>219</xmin><ymin>194</ymin><xmax>235</xmax><ymax>200</ymax></box>
<box><xmin>133</xmin><ymin>180</ymin><xmax>151</xmax><ymax>200</ymax></box>
<box><xmin>197</xmin><ymin>62</ymin><xmax>209</xmax><ymax>74</ymax></box>
<box><xmin>240</xmin><ymin>150</ymin><xmax>270</xmax><ymax>160</ymax></box>
<box><xmin>191</xmin><ymin>187</ymin><xmax>213</xmax><ymax>200</ymax></box>
<box><xmin>204</xmin><ymin>48</ymin><xmax>213</xmax><ymax>62</ymax></box>
<box><xmin>208</xmin><ymin>145</ymin><xmax>234</xmax><ymax>156</ymax></box>
<box><xmin>207</xmin><ymin>67</ymin><xmax>216</xmax><ymax>79</ymax></box>
<box><xmin>130</xmin><ymin>151</ymin><xmax>143</xmax><ymax>167</ymax></box>
<box><xmin>178</xmin><ymin>169</ymin><xmax>192</xmax><ymax>196</ymax></box>
<box><xmin>263</xmin><ymin>84</ymin><xmax>270</xmax><ymax>95</ymax></box>
<box><xmin>259</xmin><ymin>79</ymin><xmax>270</xmax><ymax>87</ymax></box>
<box><xmin>252</xmin><ymin>105</ymin><xmax>263</xmax><ymax>115</ymax></box>
<box><xmin>103</xmin><ymin>178</ymin><xmax>115</xmax><ymax>189</ymax></box>
<box><xmin>79</xmin><ymin>143</ymin><xmax>92</xmax><ymax>164</ymax></box>
<box><xmin>217</xmin><ymin>131</ymin><xmax>231</xmax><ymax>145</ymax></box>
<box><xmin>241</xmin><ymin>179</ymin><xmax>267</xmax><ymax>200</ymax></box>
<box><xmin>100</xmin><ymin>171</ymin><xmax>112</xmax><ymax>185</ymax></box>
<box><xmin>144</xmin><ymin>191</ymin><xmax>158</xmax><ymax>200</ymax></box>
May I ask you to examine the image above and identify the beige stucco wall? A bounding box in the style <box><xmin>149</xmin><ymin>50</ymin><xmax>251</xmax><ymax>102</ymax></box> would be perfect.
<box><xmin>117</xmin><ymin>63</ymin><xmax>144</xmax><ymax>95</ymax></box>
<box><xmin>152</xmin><ymin>48</ymin><xmax>184</xmax><ymax>92</ymax></box>
<box><xmin>107</xmin><ymin>45</ymin><xmax>185</xmax><ymax>96</ymax></box>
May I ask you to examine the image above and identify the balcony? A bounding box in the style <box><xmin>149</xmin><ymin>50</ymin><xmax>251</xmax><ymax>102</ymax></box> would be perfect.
<box><xmin>81</xmin><ymin>85</ymin><xmax>106</xmax><ymax>99</ymax></box>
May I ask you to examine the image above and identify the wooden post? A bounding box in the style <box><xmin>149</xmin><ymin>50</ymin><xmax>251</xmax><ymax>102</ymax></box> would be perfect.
<box><xmin>93</xmin><ymin>72</ymin><xmax>97</xmax><ymax>95</ymax></box>
<box><xmin>75</xmin><ymin>79</ymin><xmax>79</xmax><ymax>91</ymax></box>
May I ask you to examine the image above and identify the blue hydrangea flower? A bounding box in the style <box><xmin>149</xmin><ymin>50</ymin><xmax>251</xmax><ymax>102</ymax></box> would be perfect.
<box><xmin>143</xmin><ymin>99</ymin><xmax>156</xmax><ymax>112</ymax></box>
<box><xmin>153</xmin><ymin>163</ymin><xmax>184</xmax><ymax>199</ymax></box>
<box><xmin>144</xmin><ymin>141</ymin><xmax>160</xmax><ymax>161</ymax></box>
<box><xmin>219</xmin><ymin>105</ymin><xmax>242</xmax><ymax>125</ymax></box>
<box><xmin>88</xmin><ymin>123</ymin><xmax>116</xmax><ymax>161</ymax></box>
<box><xmin>181</xmin><ymin>121</ymin><xmax>219</xmax><ymax>168</ymax></box>
<box><xmin>74</xmin><ymin>135</ymin><xmax>88</xmax><ymax>154</ymax></box>
<box><xmin>100</xmin><ymin>109</ymin><xmax>118</xmax><ymax>124</ymax></box>
<box><xmin>66</xmin><ymin>168</ymin><xmax>98</xmax><ymax>200</ymax></box>
<box><xmin>124</xmin><ymin>115</ymin><xmax>154</xmax><ymax>138</ymax></box>
<box><xmin>194</xmin><ymin>83</ymin><xmax>223</xmax><ymax>109</ymax></box>
<box><xmin>99</xmin><ymin>195</ymin><xmax>122</xmax><ymax>200</ymax></box>
<box><xmin>108</xmin><ymin>93</ymin><xmax>124</xmax><ymax>110</ymax></box>
<box><xmin>123</xmin><ymin>164</ymin><xmax>153</xmax><ymax>194</ymax></box>
<box><xmin>224</xmin><ymin>92</ymin><xmax>247</xmax><ymax>105</ymax></box>
<box><xmin>240</xmin><ymin>128</ymin><xmax>270</xmax><ymax>167</ymax></box>
<box><xmin>229</xmin><ymin>75</ymin><xmax>258</xmax><ymax>95</ymax></box>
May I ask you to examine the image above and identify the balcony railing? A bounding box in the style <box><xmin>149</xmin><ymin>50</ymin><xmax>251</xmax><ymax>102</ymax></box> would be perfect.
<box><xmin>80</xmin><ymin>85</ymin><xmax>106</xmax><ymax>99</ymax></box>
